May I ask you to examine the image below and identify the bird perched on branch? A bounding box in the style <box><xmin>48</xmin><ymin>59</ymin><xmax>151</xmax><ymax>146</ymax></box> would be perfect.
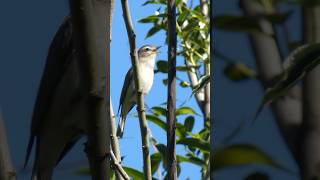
<box><xmin>24</xmin><ymin>16</ymin><xmax>87</xmax><ymax>180</ymax></box>
<box><xmin>116</xmin><ymin>45</ymin><xmax>159</xmax><ymax>138</ymax></box>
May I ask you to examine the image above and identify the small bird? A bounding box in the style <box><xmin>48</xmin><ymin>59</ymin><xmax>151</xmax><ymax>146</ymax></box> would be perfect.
<box><xmin>24</xmin><ymin>17</ymin><xmax>87</xmax><ymax>180</ymax></box>
<box><xmin>116</xmin><ymin>45</ymin><xmax>159</xmax><ymax>138</ymax></box>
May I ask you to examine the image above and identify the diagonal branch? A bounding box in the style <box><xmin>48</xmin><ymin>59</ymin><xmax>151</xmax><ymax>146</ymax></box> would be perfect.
<box><xmin>110</xmin><ymin>150</ymin><xmax>130</xmax><ymax>180</ymax></box>
<box><xmin>69</xmin><ymin>0</ymin><xmax>112</xmax><ymax>179</ymax></box>
<box><xmin>120</xmin><ymin>0</ymin><xmax>152</xmax><ymax>179</ymax></box>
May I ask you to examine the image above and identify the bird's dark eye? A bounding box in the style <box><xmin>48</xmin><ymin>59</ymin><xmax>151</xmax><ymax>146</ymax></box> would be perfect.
<box><xmin>145</xmin><ymin>47</ymin><xmax>150</xmax><ymax>51</ymax></box>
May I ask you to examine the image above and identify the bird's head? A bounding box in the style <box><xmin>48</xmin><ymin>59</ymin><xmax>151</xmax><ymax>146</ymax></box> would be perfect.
<box><xmin>138</xmin><ymin>45</ymin><xmax>160</xmax><ymax>61</ymax></box>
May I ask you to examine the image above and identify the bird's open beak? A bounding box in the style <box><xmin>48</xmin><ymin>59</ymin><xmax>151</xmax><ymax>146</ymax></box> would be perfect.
<box><xmin>153</xmin><ymin>46</ymin><xmax>161</xmax><ymax>54</ymax></box>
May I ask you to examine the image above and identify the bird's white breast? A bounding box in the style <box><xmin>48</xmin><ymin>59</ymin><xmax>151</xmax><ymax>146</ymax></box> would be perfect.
<box><xmin>139</xmin><ymin>55</ymin><xmax>155</xmax><ymax>94</ymax></box>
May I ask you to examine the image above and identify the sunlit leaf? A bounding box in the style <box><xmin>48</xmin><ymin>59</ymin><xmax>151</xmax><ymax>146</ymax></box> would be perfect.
<box><xmin>177</xmin><ymin>137</ymin><xmax>210</xmax><ymax>152</ymax></box>
<box><xmin>138</xmin><ymin>15</ymin><xmax>159</xmax><ymax>23</ymax></box>
<box><xmin>179</xmin><ymin>81</ymin><xmax>190</xmax><ymax>87</ymax></box>
<box><xmin>123</xmin><ymin>167</ymin><xmax>144</xmax><ymax>180</ymax></box>
<box><xmin>177</xmin><ymin>155</ymin><xmax>205</xmax><ymax>166</ymax></box>
<box><xmin>151</xmin><ymin>106</ymin><xmax>167</xmax><ymax>116</ymax></box>
<box><xmin>146</xmin><ymin>114</ymin><xmax>167</xmax><ymax>131</ymax></box>
<box><xmin>176</xmin><ymin>107</ymin><xmax>196</xmax><ymax>116</ymax></box>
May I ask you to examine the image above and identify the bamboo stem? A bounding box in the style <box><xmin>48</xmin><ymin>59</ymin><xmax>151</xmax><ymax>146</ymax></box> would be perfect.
<box><xmin>120</xmin><ymin>0</ymin><xmax>152</xmax><ymax>179</ymax></box>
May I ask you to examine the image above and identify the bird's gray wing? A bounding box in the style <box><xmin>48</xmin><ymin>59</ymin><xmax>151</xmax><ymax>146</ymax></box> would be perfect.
<box><xmin>118</xmin><ymin>68</ymin><xmax>134</xmax><ymax>114</ymax></box>
<box><xmin>24</xmin><ymin>16</ymin><xmax>74</xmax><ymax>168</ymax></box>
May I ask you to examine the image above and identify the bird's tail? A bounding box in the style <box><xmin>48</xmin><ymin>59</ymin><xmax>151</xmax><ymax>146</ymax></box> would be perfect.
<box><xmin>116</xmin><ymin>116</ymin><xmax>126</xmax><ymax>138</ymax></box>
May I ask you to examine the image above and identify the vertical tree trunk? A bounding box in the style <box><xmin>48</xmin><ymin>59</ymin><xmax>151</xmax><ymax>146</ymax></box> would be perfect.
<box><xmin>0</xmin><ymin>113</ymin><xmax>16</xmax><ymax>180</ymax></box>
<box><xmin>300</xmin><ymin>5</ymin><xmax>320</xmax><ymax>180</ymax></box>
<box><xmin>167</xmin><ymin>0</ymin><xmax>177</xmax><ymax>179</ymax></box>
<box><xmin>69</xmin><ymin>0</ymin><xmax>112</xmax><ymax>179</ymax></box>
<box><xmin>240</xmin><ymin>0</ymin><xmax>303</xmax><ymax>162</ymax></box>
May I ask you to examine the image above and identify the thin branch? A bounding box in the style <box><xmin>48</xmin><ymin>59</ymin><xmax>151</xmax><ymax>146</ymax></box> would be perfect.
<box><xmin>120</xmin><ymin>0</ymin><xmax>152</xmax><ymax>179</ymax></box>
<box><xmin>110</xmin><ymin>150</ymin><xmax>130</xmax><ymax>180</ymax></box>
<box><xmin>167</xmin><ymin>0</ymin><xmax>177</xmax><ymax>179</ymax></box>
<box><xmin>0</xmin><ymin>112</ymin><xmax>16</xmax><ymax>180</ymax></box>
<box><xmin>69</xmin><ymin>0</ymin><xmax>112</xmax><ymax>179</ymax></box>
<box><xmin>185</xmin><ymin>60</ymin><xmax>205</xmax><ymax>113</ymax></box>
<box><xmin>110</xmin><ymin>99</ymin><xmax>123</xmax><ymax>180</ymax></box>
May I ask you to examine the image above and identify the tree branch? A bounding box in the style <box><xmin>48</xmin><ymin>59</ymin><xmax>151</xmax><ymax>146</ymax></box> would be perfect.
<box><xmin>0</xmin><ymin>112</ymin><xmax>16</xmax><ymax>180</ymax></box>
<box><xmin>110</xmin><ymin>150</ymin><xmax>130</xmax><ymax>180</ymax></box>
<box><xmin>300</xmin><ymin>4</ymin><xmax>320</xmax><ymax>179</ymax></box>
<box><xmin>167</xmin><ymin>0</ymin><xmax>177</xmax><ymax>179</ymax></box>
<box><xmin>110</xmin><ymin>99</ymin><xmax>123</xmax><ymax>180</ymax></box>
<box><xmin>120</xmin><ymin>0</ymin><xmax>152</xmax><ymax>179</ymax></box>
<box><xmin>69</xmin><ymin>0</ymin><xmax>112</xmax><ymax>179</ymax></box>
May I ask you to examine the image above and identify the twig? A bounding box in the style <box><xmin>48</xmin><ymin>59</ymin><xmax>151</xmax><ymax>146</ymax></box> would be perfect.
<box><xmin>120</xmin><ymin>0</ymin><xmax>152</xmax><ymax>179</ymax></box>
<box><xmin>0</xmin><ymin>112</ymin><xmax>16</xmax><ymax>180</ymax></box>
<box><xmin>110</xmin><ymin>150</ymin><xmax>130</xmax><ymax>180</ymax></box>
<box><xmin>110</xmin><ymin>99</ymin><xmax>123</xmax><ymax>180</ymax></box>
<box><xmin>69</xmin><ymin>0</ymin><xmax>112</xmax><ymax>179</ymax></box>
<box><xmin>167</xmin><ymin>0</ymin><xmax>177</xmax><ymax>179</ymax></box>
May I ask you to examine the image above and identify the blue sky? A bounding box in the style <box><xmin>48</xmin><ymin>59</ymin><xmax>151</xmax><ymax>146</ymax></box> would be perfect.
<box><xmin>0</xmin><ymin>0</ymin><xmax>203</xmax><ymax>179</ymax></box>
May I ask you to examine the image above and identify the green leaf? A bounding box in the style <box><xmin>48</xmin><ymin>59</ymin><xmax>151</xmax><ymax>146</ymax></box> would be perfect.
<box><xmin>123</xmin><ymin>167</ymin><xmax>144</xmax><ymax>180</ymax></box>
<box><xmin>212</xmin><ymin>144</ymin><xmax>287</xmax><ymax>172</ymax></box>
<box><xmin>151</xmin><ymin>153</ymin><xmax>162</xmax><ymax>175</ymax></box>
<box><xmin>138</xmin><ymin>15</ymin><xmax>159</xmax><ymax>24</ymax></box>
<box><xmin>146</xmin><ymin>25</ymin><xmax>163</xmax><ymax>38</ymax></box>
<box><xmin>146</xmin><ymin>114</ymin><xmax>167</xmax><ymax>131</ymax></box>
<box><xmin>176</xmin><ymin>107</ymin><xmax>196</xmax><ymax>116</ymax></box>
<box><xmin>177</xmin><ymin>137</ymin><xmax>210</xmax><ymax>152</ymax></box>
<box><xmin>177</xmin><ymin>155</ymin><xmax>205</xmax><ymax>166</ymax></box>
<box><xmin>213</xmin><ymin>15</ymin><xmax>261</xmax><ymax>33</ymax></box>
<box><xmin>151</xmin><ymin>106</ymin><xmax>167</xmax><ymax>116</ymax></box>
<box><xmin>192</xmin><ymin>74</ymin><xmax>210</xmax><ymax>95</ymax></box>
<box><xmin>179</xmin><ymin>81</ymin><xmax>190</xmax><ymax>87</ymax></box>
<box><xmin>142</xmin><ymin>0</ymin><xmax>166</xmax><ymax>5</ymax></box>
<box><xmin>176</xmin><ymin>65</ymin><xmax>200</xmax><ymax>71</ymax></box>
<box><xmin>255</xmin><ymin>43</ymin><xmax>320</xmax><ymax>120</ymax></box>
<box><xmin>184</xmin><ymin>116</ymin><xmax>195</xmax><ymax>132</ymax></box>
<box><xmin>156</xmin><ymin>60</ymin><xmax>168</xmax><ymax>73</ymax></box>
<box><xmin>224</xmin><ymin>63</ymin><xmax>256</xmax><ymax>81</ymax></box>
